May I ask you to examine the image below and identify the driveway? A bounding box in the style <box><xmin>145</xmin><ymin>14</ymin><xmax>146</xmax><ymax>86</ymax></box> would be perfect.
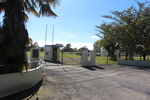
<box><xmin>25</xmin><ymin>62</ymin><xmax>150</xmax><ymax>100</ymax></box>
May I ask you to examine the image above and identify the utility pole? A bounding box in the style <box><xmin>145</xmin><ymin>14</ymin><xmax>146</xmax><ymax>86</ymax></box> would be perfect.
<box><xmin>45</xmin><ymin>24</ymin><xmax>47</xmax><ymax>46</ymax></box>
<box><xmin>52</xmin><ymin>25</ymin><xmax>54</xmax><ymax>45</ymax></box>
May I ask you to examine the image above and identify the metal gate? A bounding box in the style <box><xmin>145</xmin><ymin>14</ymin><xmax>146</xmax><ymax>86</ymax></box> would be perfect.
<box><xmin>59</xmin><ymin>52</ymin><xmax>81</xmax><ymax>65</ymax></box>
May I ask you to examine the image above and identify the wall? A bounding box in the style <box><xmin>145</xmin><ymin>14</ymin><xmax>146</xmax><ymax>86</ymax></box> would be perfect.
<box><xmin>0</xmin><ymin>66</ymin><xmax>43</xmax><ymax>98</ymax></box>
<box><xmin>81</xmin><ymin>50</ymin><xmax>95</xmax><ymax>66</ymax></box>
<box><xmin>119</xmin><ymin>60</ymin><xmax>150</xmax><ymax>67</ymax></box>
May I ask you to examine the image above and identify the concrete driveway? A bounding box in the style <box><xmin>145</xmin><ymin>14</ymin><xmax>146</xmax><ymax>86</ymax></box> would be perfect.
<box><xmin>27</xmin><ymin>62</ymin><xmax>150</xmax><ymax>100</ymax></box>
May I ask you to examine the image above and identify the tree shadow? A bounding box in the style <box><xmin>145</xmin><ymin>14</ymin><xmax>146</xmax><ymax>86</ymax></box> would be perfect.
<box><xmin>131</xmin><ymin>66</ymin><xmax>150</xmax><ymax>72</ymax></box>
<box><xmin>43</xmin><ymin>60</ymin><xmax>63</xmax><ymax>66</ymax></box>
<box><xmin>1</xmin><ymin>79</ymin><xmax>43</xmax><ymax>100</ymax></box>
<box><xmin>81</xmin><ymin>66</ymin><xmax>105</xmax><ymax>71</ymax></box>
<box><xmin>117</xmin><ymin>64</ymin><xmax>150</xmax><ymax>72</ymax></box>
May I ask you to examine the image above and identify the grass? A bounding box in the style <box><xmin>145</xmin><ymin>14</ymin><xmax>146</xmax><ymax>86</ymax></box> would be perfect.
<box><xmin>62</xmin><ymin>52</ymin><xmax>117</xmax><ymax>65</ymax></box>
<box><xmin>61</xmin><ymin>52</ymin><xmax>80</xmax><ymax>58</ymax></box>
<box><xmin>96</xmin><ymin>56</ymin><xmax>117</xmax><ymax>65</ymax></box>
<box><xmin>120</xmin><ymin>56</ymin><xmax>150</xmax><ymax>61</ymax></box>
<box><xmin>27</xmin><ymin>52</ymin><xmax>149</xmax><ymax>65</ymax></box>
<box><xmin>27</xmin><ymin>51</ymin><xmax>117</xmax><ymax>65</ymax></box>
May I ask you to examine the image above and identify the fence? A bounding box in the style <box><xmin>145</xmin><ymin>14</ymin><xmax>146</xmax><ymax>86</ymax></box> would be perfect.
<box><xmin>119</xmin><ymin>53</ymin><xmax>150</xmax><ymax>61</ymax></box>
<box><xmin>59</xmin><ymin>52</ymin><xmax>81</xmax><ymax>65</ymax></box>
<box><xmin>95</xmin><ymin>55</ymin><xmax>117</xmax><ymax>65</ymax></box>
<box><xmin>118</xmin><ymin>51</ymin><xmax>150</xmax><ymax>67</ymax></box>
<box><xmin>59</xmin><ymin>52</ymin><xmax>117</xmax><ymax>65</ymax></box>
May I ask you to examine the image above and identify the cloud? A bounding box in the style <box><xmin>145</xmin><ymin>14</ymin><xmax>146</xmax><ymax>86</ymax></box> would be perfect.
<box><xmin>69</xmin><ymin>33</ymin><xmax>77</xmax><ymax>37</ymax></box>
<box><xmin>61</xmin><ymin>31</ymin><xmax>77</xmax><ymax>37</ymax></box>
<box><xmin>36</xmin><ymin>40</ymin><xmax>93</xmax><ymax>50</ymax></box>
<box><xmin>91</xmin><ymin>35</ymin><xmax>99</xmax><ymax>39</ymax></box>
<box><xmin>34</xmin><ymin>32</ymin><xmax>40</xmax><ymax>35</ymax></box>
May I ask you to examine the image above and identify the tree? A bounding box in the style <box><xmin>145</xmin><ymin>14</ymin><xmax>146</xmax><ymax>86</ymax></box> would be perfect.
<box><xmin>78</xmin><ymin>46</ymin><xmax>89</xmax><ymax>52</ymax></box>
<box><xmin>33</xmin><ymin>42</ymin><xmax>39</xmax><ymax>48</ymax></box>
<box><xmin>40</xmin><ymin>47</ymin><xmax>44</xmax><ymax>52</ymax></box>
<box><xmin>72</xmin><ymin>48</ymin><xmax>78</xmax><ymax>52</ymax></box>
<box><xmin>96</xmin><ymin>22</ymin><xmax>118</xmax><ymax>60</ymax></box>
<box><xmin>93</xmin><ymin>40</ymin><xmax>102</xmax><ymax>53</ymax></box>
<box><xmin>0</xmin><ymin>0</ymin><xmax>60</xmax><ymax>74</ymax></box>
<box><xmin>62</xmin><ymin>43</ymin><xmax>72</xmax><ymax>52</ymax></box>
<box><xmin>96</xmin><ymin>1</ymin><xmax>150</xmax><ymax>60</ymax></box>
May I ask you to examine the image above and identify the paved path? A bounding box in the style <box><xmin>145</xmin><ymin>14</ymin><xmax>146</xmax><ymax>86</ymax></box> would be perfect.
<box><xmin>26</xmin><ymin>62</ymin><xmax>150</xmax><ymax>100</ymax></box>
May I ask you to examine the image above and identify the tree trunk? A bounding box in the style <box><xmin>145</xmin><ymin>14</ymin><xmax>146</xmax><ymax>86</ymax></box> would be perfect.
<box><xmin>125</xmin><ymin>51</ymin><xmax>128</xmax><ymax>60</ymax></box>
<box><xmin>0</xmin><ymin>0</ymin><xmax>28</xmax><ymax>73</ymax></box>
<box><xmin>129</xmin><ymin>51</ymin><xmax>134</xmax><ymax>60</ymax></box>
<box><xmin>142</xmin><ymin>51</ymin><xmax>147</xmax><ymax>61</ymax></box>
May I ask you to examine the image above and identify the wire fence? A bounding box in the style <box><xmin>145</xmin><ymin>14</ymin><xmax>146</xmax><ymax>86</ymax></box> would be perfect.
<box><xmin>59</xmin><ymin>52</ymin><xmax>81</xmax><ymax>65</ymax></box>
<box><xmin>95</xmin><ymin>55</ymin><xmax>117</xmax><ymax>65</ymax></box>
<box><xmin>59</xmin><ymin>52</ymin><xmax>117</xmax><ymax>65</ymax></box>
<box><xmin>119</xmin><ymin>52</ymin><xmax>150</xmax><ymax>61</ymax></box>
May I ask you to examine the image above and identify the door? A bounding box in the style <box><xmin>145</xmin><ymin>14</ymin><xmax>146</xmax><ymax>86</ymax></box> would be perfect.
<box><xmin>52</xmin><ymin>47</ymin><xmax>57</xmax><ymax>62</ymax></box>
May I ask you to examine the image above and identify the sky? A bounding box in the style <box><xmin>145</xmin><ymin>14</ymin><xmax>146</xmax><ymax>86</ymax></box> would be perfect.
<box><xmin>0</xmin><ymin>0</ymin><xmax>147</xmax><ymax>50</ymax></box>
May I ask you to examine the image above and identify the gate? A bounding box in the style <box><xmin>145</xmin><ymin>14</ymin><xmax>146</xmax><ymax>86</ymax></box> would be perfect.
<box><xmin>59</xmin><ymin>52</ymin><xmax>81</xmax><ymax>65</ymax></box>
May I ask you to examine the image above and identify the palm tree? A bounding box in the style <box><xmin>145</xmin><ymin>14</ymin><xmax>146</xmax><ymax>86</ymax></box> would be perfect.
<box><xmin>0</xmin><ymin>0</ymin><xmax>59</xmax><ymax>74</ymax></box>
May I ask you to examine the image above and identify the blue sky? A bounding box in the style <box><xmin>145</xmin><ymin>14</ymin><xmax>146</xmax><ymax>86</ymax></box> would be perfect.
<box><xmin>0</xmin><ymin>0</ymin><xmax>146</xmax><ymax>50</ymax></box>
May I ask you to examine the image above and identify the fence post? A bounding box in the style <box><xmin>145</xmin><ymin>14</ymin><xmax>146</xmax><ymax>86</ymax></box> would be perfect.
<box><xmin>106</xmin><ymin>55</ymin><xmax>108</xmax><ymax>65</ymax></box>
<box><xmin>117</xmin><ymin>49</ymin><xmax>120</xmax><ymax>64</ymax></box>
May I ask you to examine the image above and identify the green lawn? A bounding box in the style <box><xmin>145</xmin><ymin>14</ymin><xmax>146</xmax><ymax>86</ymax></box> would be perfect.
<box><xmin>120</xmin><ymin>56</ymin><xmax>150</xmax><ymax>61</ymax></box>
<box><xmin>27</xmin><ymin>51</ymin><xmax>117</xmax><ymax>65</ymax></box>
<box><xmin>27</xmin><ymin>52</ymin><xmax>150</xmax><ymax>65</ymax></box>
<box><xmin>62</xmin><ymin>52</ymin><xmax>117</xmax><ymax>65</ymax></box>
<box><xmin>27</xmin><ymin>51</ymin><xmax>150</xmax><ymax>65</ymax></box>
<box><xmin>96</xmin><ymin>56</ymin><xmax>117</xmax><ymax>65</ymax></box>
<box><xmin>61</xmin><ymin>52</ymin><xmax>80</xmax><ymax>58</ymax></box>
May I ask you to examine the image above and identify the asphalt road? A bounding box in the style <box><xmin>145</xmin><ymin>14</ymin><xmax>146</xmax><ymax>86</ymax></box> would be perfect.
<box><xmin>27</xmin><ymin>62</ymin><xmax>150</xmax><ymax>100</ymax></box>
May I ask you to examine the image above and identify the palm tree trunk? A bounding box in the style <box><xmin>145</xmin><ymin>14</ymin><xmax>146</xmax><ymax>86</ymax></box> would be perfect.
<box><xmin>0</xmin><ymin>0</ymin><xmax>28</xmax><ymax>73</ymax></box>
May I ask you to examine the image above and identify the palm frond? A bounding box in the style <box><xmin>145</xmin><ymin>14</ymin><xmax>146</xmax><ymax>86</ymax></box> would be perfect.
<box><xmin>48</xmin><ymin>0</ymin><xmax>60</xmax><ymax>8</ymax></box>
<box><xmin>27</xmin><ymin>6</ymin><xmax>39</xmax><ymax>17</ymax></box>
<box><xmin>39</xmin><ymin>4</ymin><xmax>57</xmax><ymax>17</ymax></box>
<box><xmin>31</xmin><ymin>0</ymin><xmax>37</xmax><ymax>7</ymax></box>
<box><xmin>24</xmin><ymin>12</ymin><xmax>29</xmax><ymax>22</ymax></box>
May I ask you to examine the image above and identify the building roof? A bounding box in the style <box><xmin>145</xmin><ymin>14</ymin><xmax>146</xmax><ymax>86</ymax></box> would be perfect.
<box><xmin>44</xmin><ymin>44</ymin><xmax>63</xmax><ymax>47</ymax></box>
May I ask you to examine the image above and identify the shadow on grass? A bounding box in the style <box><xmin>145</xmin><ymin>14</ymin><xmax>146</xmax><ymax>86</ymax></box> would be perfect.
<box><xmin>1</xmin><ymin>79</ymin><xmax>43</xmax><ymax>100</ymax></box>
<box><xmin>81</xmin><ymin>66</ymin><xmax>105</xmax><ymax>71</ymax></box>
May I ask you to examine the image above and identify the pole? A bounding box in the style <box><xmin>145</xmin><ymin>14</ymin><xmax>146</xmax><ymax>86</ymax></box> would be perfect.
<box><xmin>106</xmin><ymin>55</ymin><xmax>108</xmax><ymax>65</ymax></box>
<box><xmin>62</xmin><ymin>51</ymin><xmax>63</xmax><ymax>65</ymax></box>
<box><xmin>52</xmin><ymin>25</ymin><xmax>54</xmax><ymax>45</ymax></box>
<box><xmin>45</xmin><ymin>24</ymin><xmax>47</xmax><ymax>46</ymax></box>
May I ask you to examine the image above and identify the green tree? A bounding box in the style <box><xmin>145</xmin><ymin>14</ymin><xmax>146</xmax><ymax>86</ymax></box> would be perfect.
<box><xmin>72</xmin><ymin>48</ymin><xmax>78</xmax><ymax>52</ymax></box>
<box><xmin>93</xmin><ymin>40</ymin><xmax>102</xmax><ymax>53</ymax></box>
<box><xmin>62</xmin><ymin>43</ymin><xmax>72</xmax><ymax>52</ymax></box>
<box><xmin>0</xmin><ymin>0</ymin><xmax>59</xmax><ymax>74</ymax></box>
<box><xmin>96</xmin><ymin>22</ymin><xmax>118</xmax><ymax>60</ymax></box>
<box><xmin>98</xmin><ymin>1</ymin><xmax>150</xmax><ymax>60</ymax></box>
<box><xmin>40</xmin><ymin>47</ymin><xmax>44</xmax><ymax>52</ymax></box>
<box><xmin>78</xmin><ymin>46</ymin><xmax>89</xmax><ymax>52</ymax></box>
